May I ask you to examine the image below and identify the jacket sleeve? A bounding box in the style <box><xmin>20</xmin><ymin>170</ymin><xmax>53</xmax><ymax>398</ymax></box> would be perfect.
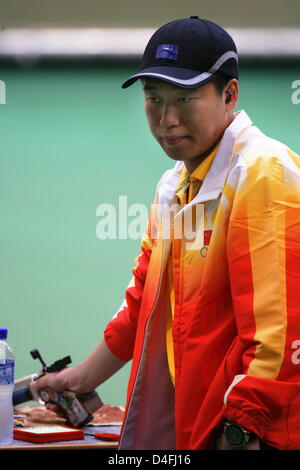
<box><xmin>103</xmin><ymin>190</ymin><xmax>160</xmax><ymax>362</ymax></box>
<box><xmin>223</xmin><ymin>149</ymin><xmax>300</xmax><ymax>439</ymax></box>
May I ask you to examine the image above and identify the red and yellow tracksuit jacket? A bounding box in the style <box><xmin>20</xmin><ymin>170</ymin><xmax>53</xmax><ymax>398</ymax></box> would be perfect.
<box><xmin>104</xmin><ymin>110</ymin><xmax>300</xmax><ymax>450</ymax></box>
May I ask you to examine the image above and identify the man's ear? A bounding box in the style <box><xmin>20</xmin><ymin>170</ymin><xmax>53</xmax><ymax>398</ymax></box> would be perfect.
<box><xmin>224</xmin><ymin>79</ymin><xmax>238</xmax><ymax>108</ymax></box>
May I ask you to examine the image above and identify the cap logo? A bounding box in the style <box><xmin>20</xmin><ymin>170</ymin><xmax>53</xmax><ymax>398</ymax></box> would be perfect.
<box><xmin>155</xmin><ymin>44</ymin><xmax>179</xmax><ymax>61</ymax></box>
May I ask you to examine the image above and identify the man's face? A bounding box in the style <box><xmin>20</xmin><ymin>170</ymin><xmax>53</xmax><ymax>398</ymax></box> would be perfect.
<box><xmin>142</xmin><ymin>77</ymin><xmax>236</xmax><ymax>170</ymax></box>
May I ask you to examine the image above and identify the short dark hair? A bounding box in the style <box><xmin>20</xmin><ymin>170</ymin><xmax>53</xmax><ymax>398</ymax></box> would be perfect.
<box><xmin>210</xmin><ymin>72</ymin><xmax>234</xmax><ymax>95</ymax></box>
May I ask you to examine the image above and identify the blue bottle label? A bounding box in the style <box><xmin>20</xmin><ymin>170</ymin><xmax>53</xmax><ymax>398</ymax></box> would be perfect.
<box><xmin>0</xmin><ymin>360</ymin><xmax>15</xmax><ymax>384</ymax></box>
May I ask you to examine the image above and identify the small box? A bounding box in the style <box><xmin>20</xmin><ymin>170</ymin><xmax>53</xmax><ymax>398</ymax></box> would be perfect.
<box><xmin>14</xmin><ymin>425</ymin><xmax>84</xmax><ymax>443</ymax></box>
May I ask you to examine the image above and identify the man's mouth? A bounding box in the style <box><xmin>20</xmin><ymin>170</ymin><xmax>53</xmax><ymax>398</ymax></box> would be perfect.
<box><xmin>164</xmin><ymin>136</ymin><xmax>188</xmax><ymax>146</ymax></box>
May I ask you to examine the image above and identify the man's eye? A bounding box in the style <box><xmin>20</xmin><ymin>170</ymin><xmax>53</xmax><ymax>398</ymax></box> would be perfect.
<box><xmin>146</xmin><ymin>97</ymin><xmax>161</xmax><ymax>103</ymax></box>
<box><xmin>177</xmin><ymin>97</ymin><xmax>191</xmax><ymax>103</ymax></box>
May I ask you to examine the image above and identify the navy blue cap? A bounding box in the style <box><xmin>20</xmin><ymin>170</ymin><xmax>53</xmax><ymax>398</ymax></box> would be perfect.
<box><xmin>122</xmin><ymin>16</ymin><xmax>238</xmax><ymax>89</ymax></box>
<box><xmin>0</xmin><ymin>328</ymin><xmax>8</xmax><ymax>339</ymax></box>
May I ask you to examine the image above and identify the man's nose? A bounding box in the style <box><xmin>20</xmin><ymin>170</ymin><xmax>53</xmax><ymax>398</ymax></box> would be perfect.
<box><xmin>159</xmin><ymin>104</ymin><xmax>180</xmax><ymax>128</ymax></box>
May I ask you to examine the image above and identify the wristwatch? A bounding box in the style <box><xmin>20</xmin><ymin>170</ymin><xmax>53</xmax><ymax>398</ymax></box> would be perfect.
<box><xmin>223</xmin><ymin>420</ymin><xmax>257</xmax><ymax>448</ymax></box>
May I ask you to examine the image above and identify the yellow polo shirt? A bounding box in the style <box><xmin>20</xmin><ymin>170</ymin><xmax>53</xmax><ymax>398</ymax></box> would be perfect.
<box><xmin>166</xmin><ymin>142</ymin><xmax>220</xmax><ymax>385</ymax></box>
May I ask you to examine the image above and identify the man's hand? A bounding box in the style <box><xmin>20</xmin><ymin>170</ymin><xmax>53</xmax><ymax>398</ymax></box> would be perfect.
<box><xmin>30</xmin><ymin>366</ymin><xmax>83</xmax><ymax>414</ymax></box>
<box><xmin>30</xmin><ymin>366</ymin><xmax>83</xmax><ymax>394</ymax></box>
<box><xmin>29</xmin><ymin>338</ymin><xmax>127</xmax><ymax>415</ymax></box>
<box><xmin>214</xmin><ymin>433</ymin><xmax>261</xmax><ymax>450</ymax></box>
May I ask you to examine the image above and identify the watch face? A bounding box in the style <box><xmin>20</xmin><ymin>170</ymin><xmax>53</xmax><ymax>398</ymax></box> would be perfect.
<box><xmin>224</xmin><ymin>424</ymin><xmax>245</xmax><ymax>447</ymax></box>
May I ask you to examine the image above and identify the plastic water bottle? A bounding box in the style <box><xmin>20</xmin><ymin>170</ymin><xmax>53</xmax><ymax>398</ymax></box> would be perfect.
<box><xmin>0</xmin><ymin>327</ymin><xmax>15</xmax><ymax>445</ymax></box>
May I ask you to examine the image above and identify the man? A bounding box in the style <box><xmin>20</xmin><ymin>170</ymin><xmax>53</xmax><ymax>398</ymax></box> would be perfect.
<box><xmin>31</xmin><ymin>17</ymin><xmax>300</xmax><ymax>450</ymax></box>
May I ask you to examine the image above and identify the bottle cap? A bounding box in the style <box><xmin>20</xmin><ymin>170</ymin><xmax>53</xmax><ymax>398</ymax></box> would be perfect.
<box><xmin>0</xmin><ymin>327</ymin><xmax>8</xmax><ymax>339</ymax></box>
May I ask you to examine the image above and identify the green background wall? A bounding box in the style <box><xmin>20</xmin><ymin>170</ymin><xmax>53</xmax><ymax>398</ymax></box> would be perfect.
<box><xmin>0</xmin><ymin>60</ymin><xmax>299</xmax><ymax>406</ymax></box>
